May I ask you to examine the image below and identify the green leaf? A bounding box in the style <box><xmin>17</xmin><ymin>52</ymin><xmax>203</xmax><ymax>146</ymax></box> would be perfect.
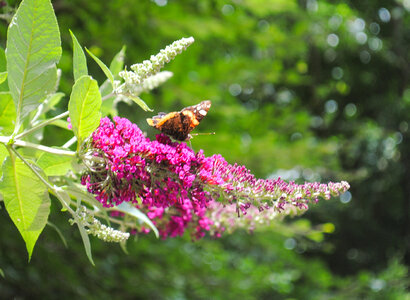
<box><xmin>37</xmin><ymin>151</ymin><xmax>73</xmax><ymax>176</ymax></box>
<box><xmin>0</xmin><ymin>47</ymin><xmax>8</xmax><ymax>92</ymax></box>
<box><xmin>50</xmin><ymin>119</ymin><xmax>70</xmax><ymax>130</ymax></box>
<box><xmin>99</xmin><ymin>80</ymin><xmax>117</xmax><ymax>117</ymax></box>
<box><xmin>115</xmin><ymin>202</ymin><xmax>159</xmax><ymax>238</ymax></box>
<box><xmin>0</xmin><ymin>144</ymin><xmax>8</xmax><ymax>179</ymax></box>
<box><xmin>43</xmin><ymin>92</ymin><xmax>65</xmax><ymax>112</ymax></box>
<box><xmin>63</xmin><ymin>185</ymin><xmax>110</xmax><ymax>224</ymax></box>
<box><xmin>68</xmin><ymin>75</ymin><xmax>101</xmax><ymax>147</ymax></box>
<box><xmin>63</xmin><ymin>185</ymin><xmax>105</xmax><ymax>211</ymax></box>
<box><xmin>0</xmin><ymin>47</ymin><xmax>5</xmax><ymax>72</ymax></box>
<box><xmin>109</xmin><ymin>46</ymin><xmax>126</xmax><ymax>77</ymax></box>
<box><xmin>129</xmin><ymin>95</ymin><xmax>153</xmax><ymax>112</ymax></box>
<box><xmin>86</xmin><ymin>48</ymin><xmax>114</xmax><ymax>84</ymax></box>
<box><xmin>0</xmin><ymin>268</ymin><xmax>4</xmax><ymax>278</ymax></box>
<box><xmin>69</xmin><ymin>30</ymin><xmax>88</xmax><ymax>82</ymax></box>
<box><xmin>47</xmin><ymin>221</ymin><xmax>68</xmax><ymax>248</ymax></box>
<box><xmin>0</xmin><ymin>157</ymin><xmax>51</xmax><ymax>260</ymax></box>
<box><xmin>0</xmin><ymin>72</ymin><xmax>7</xmax><ymax>84</ymax></box>
<box><xmin>0</xmin><ymin>92</ymin><xmax>17</xmax><ymax>135</ymax></box>
<box><xmin>76</xmin><ymin>222</ymin><xmax>95</xmax><ymax>266</ymax></box>
<box><xmin>6</xmin><ymin>0</ymin><xmax>62</xmax><ymax>125</ymax></box>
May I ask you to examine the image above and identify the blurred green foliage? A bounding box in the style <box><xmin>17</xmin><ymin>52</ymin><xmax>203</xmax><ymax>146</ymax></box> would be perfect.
<box><xmin>0</xmin><ymin>0</ymin><xmax>409</xmax><ymax>298</ymax></box>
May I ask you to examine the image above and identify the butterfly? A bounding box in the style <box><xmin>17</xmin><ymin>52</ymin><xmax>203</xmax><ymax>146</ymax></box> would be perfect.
<box><xmin>146</xmin><ymin>100</ymin><xmax>212</xmax><ymax>141</ymax></box>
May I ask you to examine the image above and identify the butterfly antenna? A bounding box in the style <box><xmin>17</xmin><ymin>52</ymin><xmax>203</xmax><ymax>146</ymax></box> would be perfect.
<box><xmin>190</xmin><ymin>132</ymin><xmax>216</xmax><ymax>137</ymax></box>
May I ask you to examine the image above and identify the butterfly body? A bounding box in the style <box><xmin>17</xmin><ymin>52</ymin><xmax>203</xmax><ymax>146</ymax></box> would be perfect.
<box><xmin>146</xmin><ymin>100</ymin><xmax>211</xmax><ymax>141</ymax></box>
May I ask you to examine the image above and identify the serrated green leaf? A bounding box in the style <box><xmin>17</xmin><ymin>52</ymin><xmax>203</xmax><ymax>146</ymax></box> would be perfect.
<box><xmin>47</xmin><ymin>221</ymin><xmax>68</xmax><ymax>248</ymax></box>
<box><xmin>76</xmin><ymin>222</ymin><xmax>95</xmax><ymax>266</ymax></box>
<box><xmin>0</xmin><ymin>157</ymin><xmax>51</xmax><ymax>260</ymax></box>
<box><xmin>6</xmin><ymin>0</ymin><xmax>62</xmax><ymax>125</ymax></box>
<box><xmin>0</xmin><ymin>92</ymin><xmax>16</xmax><ymax>135</ymax></box>
<box><xmin>0</xmin><ymin>72</ymin><xmax>7</xmax><ymax>84</ymax></box>
<box><xmin>68</xmin><ymin>75</ymin><xmax>101</xmax><ymax>148</ymax></box>
<box><xmin>129</xmin><ymin>96</ymin><xmax>153</xmax><ymax>112</ymax></box>
<box><xmin>69</xmin><ymin>30</ymin><xmax>88</xmax><ymax>82</ymax></box>
<box><xmin>86</xmin><ymin>48</ymin><xmax>114</xmax><ymax>84</ymax></box>
<box><xmin>109</xmin><ymin>46</ymin><xmax>126</xmax><ymax>77</ymax></box>
<box><xmin>37</xmin><ymin>151</ymin><xmax>73</xmax><ymax>176</ymax></box>
<box><xmin>115</xmin><ymin>202</ymin><xmax>159</xmax><ymax>238</ymax></box>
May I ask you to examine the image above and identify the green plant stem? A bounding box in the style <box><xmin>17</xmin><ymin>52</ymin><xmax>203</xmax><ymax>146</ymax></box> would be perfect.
<box><xmin>15</xmin><ymin>111</ymin><xmax>70</xmax><ymax>140</ymax></box>
<box><xmin>0</xmin><ymin>136</ymin><xmax>76</xmax><ymax>156</ymax></box>
<box><xmin>101</xmin><ymin>92</ymin><xmax>115</xmax><ymax>101</ymax></box>
<box><xmin>0</xmin><ymin>136</ymin><xmax>74</xmax><ymax>156</ymax></box>
<box><xmin>62</xmin><ymin>136</ymin><xmax>77</xmax><ymax>148</ymax></box>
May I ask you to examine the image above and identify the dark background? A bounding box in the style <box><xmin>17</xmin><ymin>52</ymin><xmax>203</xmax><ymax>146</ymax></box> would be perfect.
<box><xmin>0</xmin><ymin>0</ymin><xmax>409</xmax><ymax>298</ymax></box>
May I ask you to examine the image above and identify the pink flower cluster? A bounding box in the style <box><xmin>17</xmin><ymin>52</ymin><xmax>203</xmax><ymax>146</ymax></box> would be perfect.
<box><xmin>81</xmin><ymin>117</ymin><xmax>350</xmax><ymax>239</ymax></box>
<box><xmin>82</xmin><ymin>117</ymin><xmax>214</xmax><ymax>238</ymax></box>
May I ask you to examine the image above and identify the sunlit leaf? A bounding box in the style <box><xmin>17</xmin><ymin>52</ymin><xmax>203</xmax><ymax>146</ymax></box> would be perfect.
<box><xmin>0</xmin><ymin>92</ymin><xmax>16</xmax><ymax>135</ymax></box>
<box><xmin>129</xmin><ymin>95</ymin><xmax>153</xmax><ymax>112</ymax></box>
<box><xmin>0</xmin><ymin>47</ymin><xmax>5</xmax><ymax>72</ymax></box>
<box><xmin>0</xmin><ymin>157</ymin><xmax>50</xmax><ymax>260</ymax></box>
<box><xmin>0</xmin><ymin>72</ymin><xmax>7</xmax><ymax>84</ymax></box>
<box><xmin>63</xmin><ymin>185</ymin><xmax>105</xmax><ymax>212</ymax></box>
<box><xmin>37</xmin><ymin>151</ymin><xmax>73</xmax><ymax>176</ymax></box>
<box><xmin>43</xmin><ymin>92</ymin><xmax>65</xmax><ymax>112</ymax></box>
<box><xmin>68</xmin><ymin>75</ymin><xmax>101</xmax><ymax>148</ymax></box>
<box><xmin>86</xmin><ymin>48</ymin><xmax>114</xmax><ymax>84</ymax></box>
<box><xmin>115</xmin><ymin>202</ymin><xmax>159</xmax><ymax>238</ymax></box>
<box><xmin>70</xmin><ymin>30</ymin><xmax>88</xmax><ymax>81</ymax></box>
<box><xmin>109</xmin><ymin>46</ymin><xmax>126</xmax><ymax>77</ymax></box>
<box><xmin>0</xmin><ymin>144</ymin><xmax>8</xmax><ymax>179</ymax></box>
<box><xmin>76</xmin><ymin>222</ymin><xmax>95</xmax><ymax>266</ymax></box>
<box><xmin>6</xmin><ymin>0</ymin><xmax>61</xmax><ymax>125</ymax></box>
<box><xmin>0</xmin><ymin>47</ymin><xmax>7</xmax><ymax>91</ymax></box>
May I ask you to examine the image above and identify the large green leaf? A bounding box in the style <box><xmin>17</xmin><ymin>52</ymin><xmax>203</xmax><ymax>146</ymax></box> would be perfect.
<box><xmin>0</xmin><ymin>92</ymin><xmax>16</xmax><ymax>135</ymax></box>
<box><xmin>6</xmin><ymin>0</ymin><xmax>62</xmax><ymax>125</ymax></box>
<box><xmin>69</xmin><ymin>30</ymin><xmax>88</xmax><ymax>82</ymax></box>
<box><xmin>37</xmin><ymin>151</ymin><xmax>73</xmax><ymax>176</ymax></box>
<box><xmin>68</xmin><ymin>75</ymin><xmax>101</xmax><ymax>147</ymax></box>
<box><xmin>0</xmin><ymin>157</ymin><xmax>51</xmax><ymax>260</ymax></box>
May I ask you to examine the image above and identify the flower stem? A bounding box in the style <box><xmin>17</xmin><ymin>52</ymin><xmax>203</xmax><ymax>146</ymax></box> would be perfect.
<box><xmin>15</xmin><ymin>111</ymin><xmax>69</xmax><ymax>140</ymax></box>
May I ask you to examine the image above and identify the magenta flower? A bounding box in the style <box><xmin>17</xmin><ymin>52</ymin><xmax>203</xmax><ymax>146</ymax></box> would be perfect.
<box><xmin>81</xmin><ymin>117</ymin><xmax>350</xmax><ymax>239</ymax></box>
